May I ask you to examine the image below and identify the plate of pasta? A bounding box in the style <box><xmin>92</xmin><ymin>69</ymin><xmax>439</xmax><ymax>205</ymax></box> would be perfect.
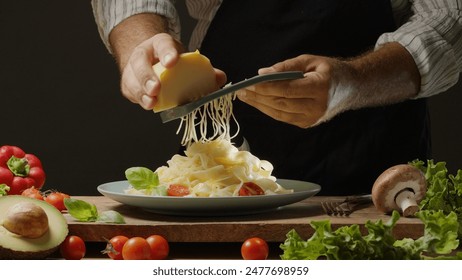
<box><xmin>97</xmin><ymin>139</ymin><xmax>321</xmax><ymax>216</ymax></box>
<box><xmin>97</xmin><ymin>178</ymin><xmax>321</xmax><ymax>216</ymax></box>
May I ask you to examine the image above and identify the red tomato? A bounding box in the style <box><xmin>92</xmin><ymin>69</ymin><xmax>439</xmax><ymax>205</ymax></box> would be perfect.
<box><xmin>44</xmin><ymin>191</ymin><xmax>70</xmax><ymax>211</ymax></box>
<box><xmin>60</xmin><ymin>235</ymin><xmax>86</xmax><ymax>260</ymax></box>
<box><xmin>146</xmin><ymin>235</ymin><xmax>169</xmax><ymax>260</ymax></box>
<box><xmin>122</xmin><ymin>237</ymin><xmax>151</xmax><ymax>260</ymax></box>
<box><xmin>238</xmin><ymin>182</ymin><xmax>265</xmax><ymax>196</ymax></box>
<box><xmin>167</xmin><ymin>184</ymin><xmax>190</xmax><ymax>196</ymax></box>
<box><xmin>21</xmin><ymin>186</ymin><xmax>44</xmax><ymax>200</ymax></box>
<box><xmin>103</xmin><ymin>235</ymin><xmax>129</xmax><ymax>260</ymax></box>
<box><xmin>241</xmin><ymin>237</ymin><xmax>269</xmax><ymax>260</ymax></box>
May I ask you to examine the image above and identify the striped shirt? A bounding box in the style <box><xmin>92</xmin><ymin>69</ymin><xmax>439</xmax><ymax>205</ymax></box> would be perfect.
<box><xmin>91</xmin><ymin>0</ymin><xmax>462</xmax><ymax>99</ymax></box>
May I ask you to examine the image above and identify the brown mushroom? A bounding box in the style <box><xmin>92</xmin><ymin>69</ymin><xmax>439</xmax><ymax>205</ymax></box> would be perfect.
<box><xmin>371</xmin><ymin>164</ymin><xmax>427</xmax><ymax>217</ymax></box>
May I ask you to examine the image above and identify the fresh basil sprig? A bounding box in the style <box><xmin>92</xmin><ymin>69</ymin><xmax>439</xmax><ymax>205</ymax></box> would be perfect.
<box><xmin>97</xmin><ymin>210</ymin><xmax>126</xmax><ymax>224</ymax></box>
<box><xmin>125</xmin><ymin>167</ymin><xmax>159</xmax><ymax>191</ymax></box>
<box><xmin>64</xmin><ymin>198</ymin><xmax>125</xmax><ymax>224</ymax></box>
<box><xmin>125</xmin><ymin>167</ymin><xmax>167</xmax><ymax>195</ymax></box>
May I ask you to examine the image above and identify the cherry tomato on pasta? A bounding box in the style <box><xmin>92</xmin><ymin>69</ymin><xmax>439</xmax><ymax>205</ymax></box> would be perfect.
<box><xmin>167</xmin><ymin>184</ymin><xmax>190</xmax><ymax>196</ymax></box>
<box><xmin>238</xmin><ymin>182</ymin><xmax>265</xmax><ymax>196</ymax></box>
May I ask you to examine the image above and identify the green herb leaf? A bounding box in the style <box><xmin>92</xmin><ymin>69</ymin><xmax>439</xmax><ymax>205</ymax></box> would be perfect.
<box><xmin>125</xmin><ymin>167</ymin><xmax>159</xmax><ymax>191</ymax></box>
<box><xmin>64</xmin><ymin>198</ymin><xmax>99</xmax><ymax>222</ymax></box>
<box><xmin>64</xmin><ymin>198</ymin><xmax>126</xmax><ymax>224</ymax></box>
<box><xmin>97</xmin><ymin>210</ymin><xmax>126</xmax><ymax>224</ymax></box>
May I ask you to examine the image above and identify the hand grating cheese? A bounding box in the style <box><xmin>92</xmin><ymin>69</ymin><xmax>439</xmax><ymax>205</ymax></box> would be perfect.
<box><xmin>152</xmin><ymin>50</ymin><xmax>217</xmax><ymax>112</ymax></box>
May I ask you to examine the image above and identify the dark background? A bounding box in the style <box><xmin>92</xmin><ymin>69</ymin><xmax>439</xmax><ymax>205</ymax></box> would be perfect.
<box><xmin>1</xmin><ymin>1</ymin><xmax>461</xmax><ymax>196</ymax></box>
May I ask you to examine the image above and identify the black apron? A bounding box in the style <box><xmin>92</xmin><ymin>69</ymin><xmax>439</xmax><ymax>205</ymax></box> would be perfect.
<box><xmin>199</xmin><ymin>0</ymin><xmax>431</xmax><ymax>195</ymax></box>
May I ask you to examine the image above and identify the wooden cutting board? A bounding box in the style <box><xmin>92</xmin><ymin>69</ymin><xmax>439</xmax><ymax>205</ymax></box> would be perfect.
<box><xmin>65</xmin><ymin>196</ymin><xmax>424</xmax><ymax>243</ymax></box>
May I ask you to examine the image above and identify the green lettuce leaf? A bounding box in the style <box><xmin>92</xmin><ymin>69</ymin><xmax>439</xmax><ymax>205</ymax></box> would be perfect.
<box><xmin>410</xmin><ymin>159</ymin><xmax>462</xmax><ymax>237</ymax></box>
<box><xmin>394</xmin><ymin>210</ymin><xmax>459</xmax><ymax>257</ymax></box>
<box><xmin>280</xmin><ymin>210</ymin><xmax>459</xmax><ymax>260</ymax></box>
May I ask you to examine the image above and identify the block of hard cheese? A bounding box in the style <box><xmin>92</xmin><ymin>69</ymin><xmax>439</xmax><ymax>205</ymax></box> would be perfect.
<box><xmin>152</xmin><ymin>50</ymin><xmax>217</xmax><ymax>112</ymax></box>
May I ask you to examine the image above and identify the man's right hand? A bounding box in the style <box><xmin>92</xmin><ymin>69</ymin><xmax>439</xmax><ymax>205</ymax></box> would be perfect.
<box><xmin>111</xmin><ymin>27</ymin><xmax>226</xmax><ymax>110</ymax></box>
<box><xmin>120</xmin><ymin>33</ymin><xmax>183</xmax><ymax>109</ymax></box>
<box><xmin>108</xmin><ymin>13</ymin><xmax>189</xmax><ymax>110</ymax></box>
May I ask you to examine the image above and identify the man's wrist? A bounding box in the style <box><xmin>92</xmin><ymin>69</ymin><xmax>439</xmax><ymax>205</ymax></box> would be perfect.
<box><xmin>109</xmin><ymin>13</ymin><xmax>169</xmax><ymax>69</ymax></box>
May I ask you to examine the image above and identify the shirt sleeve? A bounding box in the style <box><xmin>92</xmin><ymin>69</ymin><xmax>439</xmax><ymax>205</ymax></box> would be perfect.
<box><xmin>91</xmin><ymin>0</ymin><xmax>180</xmax><ymax>53</ymax></box>
<box><xmin>376</xmin><ymin>0</ymin><xmax>462</xmax><ymax>98</ymax></box>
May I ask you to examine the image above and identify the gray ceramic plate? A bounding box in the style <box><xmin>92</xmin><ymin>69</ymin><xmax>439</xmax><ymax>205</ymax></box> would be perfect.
<box><xmin>97</xmin><ymin>179</ymin><xmax>321</xmax><ymax>216</ymax></box>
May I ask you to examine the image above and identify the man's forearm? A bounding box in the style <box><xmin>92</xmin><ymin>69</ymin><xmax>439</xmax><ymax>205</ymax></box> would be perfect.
<box><xmin>109</xmin><ymin>13</ymin><xmax>169</xmax><ymax>70</ymax></box>
<box><xmin>349</xmin><ymin>42</ymin><xmax>421</xmax><ymax>106</ymax></box>
<box><xmin>322</xmin><ymin>42</ymin><xmax>421</xmax><ymax>123</ymax></box>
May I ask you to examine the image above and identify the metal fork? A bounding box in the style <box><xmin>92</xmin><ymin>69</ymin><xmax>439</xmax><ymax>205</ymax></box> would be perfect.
<box><xmin>321</xmin><ymin>194</ymin><xmax>372</xmax><ymax>216</ymax></box>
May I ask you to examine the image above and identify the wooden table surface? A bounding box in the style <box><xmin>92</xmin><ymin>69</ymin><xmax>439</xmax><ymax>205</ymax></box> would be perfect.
<box><xmin>65</xmin><ymin>195</ymin><xmax>424</xmax><ymax>243</ymax></box>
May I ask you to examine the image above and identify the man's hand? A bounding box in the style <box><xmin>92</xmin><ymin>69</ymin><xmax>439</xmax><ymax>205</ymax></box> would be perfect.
<box><xmin>109</xmin><ymin>14</ymin><xmax>225</xmax><ymax>110</ymax></box>
<box><xmin>236</xmin><ymin>42</ymin><xmax>420</xmax><ymax>128</ymax></box>
<box><xmin>236</xmin><ymin>55</ymin><xmax>339</xmax><ymax>128</ymax></box>
<box><xmin>120</xmin><ymin>33</ymin><xmax>183</xmax><ymax>109</ymax></box>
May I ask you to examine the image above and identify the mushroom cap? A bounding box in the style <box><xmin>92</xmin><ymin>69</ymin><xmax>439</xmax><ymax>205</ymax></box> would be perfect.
<box><xmin>371</xmin><ymin>164</ymin><xmax>427</xmax><ymax>213</ymax></box>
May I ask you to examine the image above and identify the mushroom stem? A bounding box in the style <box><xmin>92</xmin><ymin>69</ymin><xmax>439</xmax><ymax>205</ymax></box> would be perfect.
<box><xmin>395</xmin><ymin>189</ymin><xmax>419</xmax><ymax>217</ymax></box>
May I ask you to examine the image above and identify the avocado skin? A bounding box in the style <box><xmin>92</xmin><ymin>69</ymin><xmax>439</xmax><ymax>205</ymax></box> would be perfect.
<box><xmin>0</xmin><ymin>246</ymin><xmax>59</xmax><ymax>260</ymax></box>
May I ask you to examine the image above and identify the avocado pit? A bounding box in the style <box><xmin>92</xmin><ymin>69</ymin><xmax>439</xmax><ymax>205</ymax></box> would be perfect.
<box><xmin>3</xmin><ymin>201</ymin><xmax>49</xmax><ymax>238</ymax></box>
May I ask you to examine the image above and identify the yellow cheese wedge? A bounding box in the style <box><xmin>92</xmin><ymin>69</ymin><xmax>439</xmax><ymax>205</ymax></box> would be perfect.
<box><xmin>152</xmin><ymin>50</ymin><xmax>217</xmax><ymax>112</ymax></box>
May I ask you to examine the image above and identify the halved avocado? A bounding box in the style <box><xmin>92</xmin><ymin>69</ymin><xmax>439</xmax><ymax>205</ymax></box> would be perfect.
<box><xmin>0</xmin><ymin>195</ymin><xmax>68</xmax><ymax>259</ymax></box>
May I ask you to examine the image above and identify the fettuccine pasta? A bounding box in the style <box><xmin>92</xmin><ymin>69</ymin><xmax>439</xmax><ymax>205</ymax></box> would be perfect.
<box><xmin>125</xmin><ymin>138</ymin><xmax>293</xmax><ymax>197</ymax></box>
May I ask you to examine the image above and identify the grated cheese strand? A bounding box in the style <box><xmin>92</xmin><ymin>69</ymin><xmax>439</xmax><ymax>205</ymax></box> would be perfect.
<box><xmin>177</xmin><ymin>92</ymin><xmax>239</xmax><ymax>147</ymax></box>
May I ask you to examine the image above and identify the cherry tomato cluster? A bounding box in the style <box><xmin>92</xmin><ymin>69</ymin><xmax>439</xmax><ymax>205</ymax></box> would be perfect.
<box><xmin>21</xmin><ymin>186</ymin><xmax>70</xmax><ymax>211</ymax></box>
<box><xmin>59</xmin><ymin>234</ymin><xmax>268</xmax><ymax>260</ymax></box>
<box><xmin>103</xmin><ymin>234</ymin><xmax>170</xmax><ymax>260</ymax></box>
